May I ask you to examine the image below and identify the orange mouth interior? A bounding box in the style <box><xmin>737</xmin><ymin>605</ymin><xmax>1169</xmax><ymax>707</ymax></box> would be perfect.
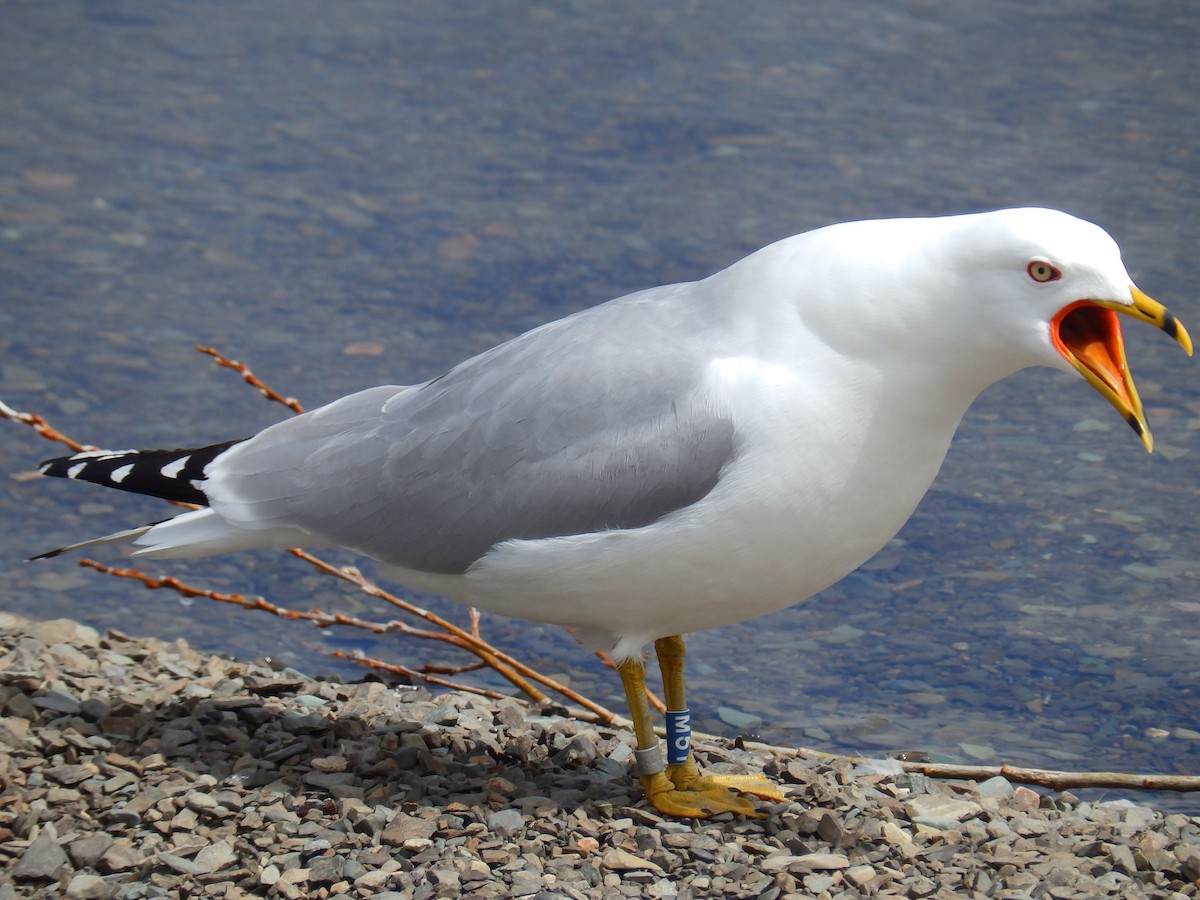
<box><xmin>1051</xmin><ymin>301</ymin><xmax>1132</xmax><ymax>406</ymax></box>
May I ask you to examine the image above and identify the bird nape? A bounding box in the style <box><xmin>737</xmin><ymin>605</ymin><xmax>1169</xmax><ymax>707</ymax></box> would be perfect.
<box><xmin>31</xmin><ymin>208</ymin><xmax>1193</xmax><ymax>818</ymax></box>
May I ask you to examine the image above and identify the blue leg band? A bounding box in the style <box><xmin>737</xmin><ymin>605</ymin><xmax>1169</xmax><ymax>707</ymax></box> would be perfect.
<box><xmin>665</xmin><ymin>708</ymin><xmax>692</xmax><ymax>765</ymax></box>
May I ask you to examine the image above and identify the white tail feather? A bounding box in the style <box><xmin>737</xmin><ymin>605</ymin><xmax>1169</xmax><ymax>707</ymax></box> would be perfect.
<box><xmin>130</xmin><ymin>508</ymin><xmax>315</xmax><ymax>559</ymax></box>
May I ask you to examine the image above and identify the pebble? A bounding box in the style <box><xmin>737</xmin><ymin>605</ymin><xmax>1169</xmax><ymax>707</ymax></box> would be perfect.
<box><xmin>1</xmin><ymin>611</ymin><xmax>1198</xmax><ymax>899</ymax></box>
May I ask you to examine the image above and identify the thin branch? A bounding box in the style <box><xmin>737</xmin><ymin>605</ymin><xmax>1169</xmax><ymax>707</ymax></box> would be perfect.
<box><xmin>899</xmin><ymin>761</ymin><xmax>1200</xmax><ymax>793</ymax></box>
<box><xmin>79</xmin><ymin>555</ymin><xmax>618</xmax><ymax>723</ymax></box>
<box><xmin>291</xmin><ymin>549</ymin><xmax>618</xmax><ymax>723</ymax></box>
<box><xmin>195</xmin><ymin>345</ymin><xmax>305</xmax><ymax>414</ymax></box>
<box><xmin>0</xmin><ymin>399</ymin><xmax>93</xmax><ymax>454</ymax></box>
<box><xmin>331</xmin><ymin>650</ymin><xmax>519</xmax><ymax>701</ymax></box>
<box><xmin>736</xmin><ymin>738</ymin><xmax>1200</xmax><ymax>795</ymax></box>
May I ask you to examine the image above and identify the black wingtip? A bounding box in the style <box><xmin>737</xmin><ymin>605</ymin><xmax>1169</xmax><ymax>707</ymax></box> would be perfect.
<box><xmin>28</xmin><ymin>547</ymin><xmax>66</xmax><ymax>561</ymax></box>
<box><xmin>36</xmin><ymin>439</ymin><xmax>245</xmax><ymax>505</ymax></box>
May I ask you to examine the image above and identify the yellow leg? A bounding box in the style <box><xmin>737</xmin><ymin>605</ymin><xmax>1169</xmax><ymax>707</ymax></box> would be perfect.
<box><xmin>617</xmin><ymin>638</ymin><xmax>784</xmax><ymax>818</ymax></box>
<box><xmin>654</xmin><ymin>635</ymin><xmax>787</xmax><ymax>808</ymax></box>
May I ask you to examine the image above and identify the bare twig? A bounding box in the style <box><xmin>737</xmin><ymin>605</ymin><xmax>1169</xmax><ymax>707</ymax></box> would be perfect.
<box><xmin>899</xmin><ymin>761</ymin><xmax>1200</xmax><ymax>793</ymax></box>
<box><xmin>291</xmin><ymin>550</ymin><xmax>618</xmax><ymax>723</ymax></box>
<box><xmin>331</xmin><ymin>650</ymin><xmax>518</xmax><ymax>701</ymax></box>
<box><xmin>195</xmin><ymin>345</ymin><xmax>305</xmax><ymax>414</ymax></box>
<box><xmin>0</xmin><ymin>399</ymin><xmax>93</xmax><ymax>454</ymax></box>
<box><xmin>738</xmin><ymin>739</ymin><xmax>1200</xmax><ymax>795</ymax></box>
<box><xmin>78</xmin><ymin>555</ymin><xmax>618</xmax><ymax>723</ymax></box>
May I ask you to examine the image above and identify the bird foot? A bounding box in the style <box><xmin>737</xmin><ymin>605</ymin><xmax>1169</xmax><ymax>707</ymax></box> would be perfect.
<box><xmin>639</xmin><ymin>760</ymin><xmax>788</xmax><ymax>818</ymax></box>
<box><xmin>683</xmin><ymin>772</ymin><xmax>789</xmax><ymax>802</ymax></box>
<box><xmin>640</xmin><ymin>770</ymin><xmax>764</xmax><ymax>818</ymax></box>
<box><xmin>668</xmin><ymin>758</ymin><xmax>788</xmax><ymax>802</ymax></box>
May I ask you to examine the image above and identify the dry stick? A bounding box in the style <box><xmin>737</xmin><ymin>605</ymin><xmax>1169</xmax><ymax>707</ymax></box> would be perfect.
<box><xmin>742</xmin><ymin>740</ymin><xmax>1200</xmax><ymax>794</ymax></box>
<box><xmin>78</xmin><ymin>555</ymin><xmax>619</xmax><ymax>723</ymax></box>
<box><xmin>292</xmin><ymin>549</ymin><xmax>618</xmax><ymax>723</ymax></box>
<box><xmin>0</xmin><ymin>399</ymin><xmax>94</xmax><ymax>454</ymax></box>
<box><xmin>331</xmin><ymin>650</ymin><xmax>515</xmax><ymax>701</ymax></box>
<box><xmin>899</xmin><ymin>762</ymin><xmax>1200</xmax><ymax>793</ymax></box>
<box><xmin>77</xmin><ymin>559</ymin><xmax>526</xmax><ymax>699</ymax></box>
<box><xmin>195</xmin><ymin>345</ymin><xmax>306</xmax><ymax>414</ymax></box>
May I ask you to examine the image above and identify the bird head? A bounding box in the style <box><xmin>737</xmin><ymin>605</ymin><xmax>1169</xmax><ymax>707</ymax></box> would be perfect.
<box><xmin>950</xmin><ymin>208</ymin><xmax>1192</xmax><ymax>451</ymax></box>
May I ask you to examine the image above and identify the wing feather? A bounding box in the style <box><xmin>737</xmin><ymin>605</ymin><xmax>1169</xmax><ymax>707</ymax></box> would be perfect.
<box><xmin>206</xmin><ymin>283</ymin><xmax>740</xmax><ymax>573</ymax></box>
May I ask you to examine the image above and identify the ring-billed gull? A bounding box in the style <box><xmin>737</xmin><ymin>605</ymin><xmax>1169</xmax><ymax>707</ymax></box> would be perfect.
<box><xmin>34</xmin><ymin>208</ymin><xmax>1192</xmax><ymax>817</ymax></box>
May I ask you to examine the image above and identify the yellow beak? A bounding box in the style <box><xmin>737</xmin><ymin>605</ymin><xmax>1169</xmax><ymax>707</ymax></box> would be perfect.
<box><xmin>1051</xmin><ymin>286</ymin><xmax>1192</xmax><ymax>452</ymax></box>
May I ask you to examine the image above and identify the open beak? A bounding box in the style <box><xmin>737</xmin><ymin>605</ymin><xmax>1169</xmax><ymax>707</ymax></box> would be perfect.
<box><xmin>1050</xmin><ymin>286</ymin><xmax>1192</xmax><ymax>452</ymax></box>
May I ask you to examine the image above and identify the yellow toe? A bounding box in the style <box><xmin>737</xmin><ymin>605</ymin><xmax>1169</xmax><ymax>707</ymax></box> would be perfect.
<box><xmin>664</xmin><ymin>758</ymin><xmax>789</xmax><ymax>804</ymax></box>
<box><xmin>640</xmin><ymin>771</ymin><xmax>764</xmax><ymax>819</ymax></box>
<box><xmin>686</xmin><ymin>772</ymin><xmax>789</xmax><ymax>802</ymax></box>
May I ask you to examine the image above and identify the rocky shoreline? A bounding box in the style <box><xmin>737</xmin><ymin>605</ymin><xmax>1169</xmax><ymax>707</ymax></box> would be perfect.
<box><xmin>0</xmin><ymin>612</ymin><xmax>1197</xmax><ymax>899</ymax></box>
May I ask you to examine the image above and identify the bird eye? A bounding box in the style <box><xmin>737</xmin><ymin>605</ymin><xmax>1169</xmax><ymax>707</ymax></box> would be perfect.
<box><xmin>1027</xmin><ymin>260</ymin><xmax>1062</xmax><ymax>283</ymax></box>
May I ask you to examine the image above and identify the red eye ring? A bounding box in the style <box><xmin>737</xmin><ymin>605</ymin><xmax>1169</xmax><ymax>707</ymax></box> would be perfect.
<box><xmin>1027</xmin><ymin>260</ymin><xmax>1062</xmax><ymax>283</ymax></box>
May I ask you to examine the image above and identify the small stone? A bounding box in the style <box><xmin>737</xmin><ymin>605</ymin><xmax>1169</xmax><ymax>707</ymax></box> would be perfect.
<box><xmin>310</xmin><ymin>755</ymin><xmax>348</xmax><ymax>772</ymax></box>
<box><xmin>97</xmin><ymin>841</ymin><xmax>139</xmax><ymax>873</ymax></box>
<box><xmin>31</xmin><ymin>689</ymin><xmax>81</xmax><ymax>714</ymax></box>
<box><xmin>191</xmin><ymin>840</ymin><xmax>237</xmax><ymax>874</ymax></box>
<box><xmin>904</xmin><ymin>795</ymin><xmax>982</xmax><ymax>822</ymax></box>
<box><xmin>1107</xmin><ymin>842</ymin><xmax>1138</xmax><ymax>874</ymax></box>
<box><xmin>65</xmin><ymin>873</ymin><xmax>114</xmax><ymax>900</ymax></box>
<box><xmin>380</xmin><ymin>813</ymin><xmax>436</xmax><ymax>846</ymax></box>
<box><xmin>803</xmin><ymin>873</ymin><xmax>836</xmax><ymax>893</ymax></box>
<box><xmin>157</xmin><ymin>852</ymin><xmax>208</xmax><ymax>876</ymax></box>
<box><xmin>1179</xmin><ymin>852</ymin><xmax>1200</xmax><ymax>882</ymax></box>
<box><xmin>13</xmin><ymin>830</ymin><xmax>70</xmax><ymax>880</ymax></box>
<box><xmin>185</xmin><ymin>791</ymin><xmax>219</xmax><ymax>812</ymax></box>
<box><xmin>486</xmin><ymin>808</ymin><xmax>524</xmax><ymax>836</ymax></box>
<box><xmin>5</xmin><ymin>693</ymin><xmax>39</xmax><ymax>720</ymax></box>
<box><xmin>68</xmin><ymin>834</ymin><xmax>114</xmax><ymax>868</ymax></box>
<box><xmin>816</xmin><ymin>812</ymin><xmax>848</xmax><ymax>847</ymax></box>
<box><xmin>974</xmin><ymin>776</ymin><xmax>1014</xmax><ymax>798</ymax></box>
<box><xmin>601</xmin><ymin>848</ymin><xmax>662</xmax><ymax>872</ymax></box>
<box><xmin>309</xmin><ymin>856</ymin><xmax>345</xmax><ymax>885</ymax></box>
<box><xmin>794</xmin><ymin>852</ymin><xmax>850</xmax><ymax>870</ymax></box>
<box><xmin>881</xmin><ymin>821</ymin><xmax>916</xmax><ymax>856</ymax></box>
<box><xmin>846</xmin><ymin>864</ymin><xmax>876</xmax><ymax>887</ymax></box>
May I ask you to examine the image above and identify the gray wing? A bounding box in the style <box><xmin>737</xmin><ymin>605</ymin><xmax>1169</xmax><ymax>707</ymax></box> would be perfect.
<box><xmin>207</xmin><ymin>282</ymin><xmax>738</xmax><ymax>573</ymax></box>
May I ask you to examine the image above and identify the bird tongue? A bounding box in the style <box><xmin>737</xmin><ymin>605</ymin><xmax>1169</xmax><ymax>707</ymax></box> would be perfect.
<box><xmin>1055</xmin><ymin>303</ymin><xmax>1132</xmax><ymax>406</ymax></box>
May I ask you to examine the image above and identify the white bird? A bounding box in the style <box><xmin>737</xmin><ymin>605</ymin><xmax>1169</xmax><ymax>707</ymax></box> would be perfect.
<box><xmin>35</xmin><ymin>208</ymin><xmax>1191</xmax><ymax>817</ymax></box>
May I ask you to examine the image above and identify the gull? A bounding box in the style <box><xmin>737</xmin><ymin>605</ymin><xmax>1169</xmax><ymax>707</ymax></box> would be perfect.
<box><xmin>34</xmin><ymin>208</ymin><xmax>1192</xmax><ymax>817</ymax></box>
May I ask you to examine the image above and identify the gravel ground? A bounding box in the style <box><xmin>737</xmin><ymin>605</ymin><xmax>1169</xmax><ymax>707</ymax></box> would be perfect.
<box><xmin>1</xmin><ymin>613</ymin><xmax>1197</xmax><ymax>899</ymax></box>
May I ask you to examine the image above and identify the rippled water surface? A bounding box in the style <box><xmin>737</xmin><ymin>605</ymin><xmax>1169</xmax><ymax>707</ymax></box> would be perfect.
<box><xmin>2</xmin><ymin>2</ymin><xmax>1197</xmax><ymax>811</ymax></box>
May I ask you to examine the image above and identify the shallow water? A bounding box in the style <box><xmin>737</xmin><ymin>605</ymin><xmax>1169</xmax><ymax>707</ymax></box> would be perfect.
<box><xmin>1</xmin><ymin>2</ymin><xmax>1197</xmax><ymax>811</ymax></box>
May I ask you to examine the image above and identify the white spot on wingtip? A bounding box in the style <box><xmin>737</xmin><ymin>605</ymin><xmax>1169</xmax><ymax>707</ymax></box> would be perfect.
<box><xmin>110</xmin><ymin>463</ymin><xmax>134</xmax><ymax>484</ymax></box>
<box><xmin>67</xmin><ymin>462</ymin><xmax>87</xmax><ymax>479</ymax></box>
<box><xmin>161</xmin><ymin>457</ymin><xmax>189</xmax><ymax>479</ymax></box>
